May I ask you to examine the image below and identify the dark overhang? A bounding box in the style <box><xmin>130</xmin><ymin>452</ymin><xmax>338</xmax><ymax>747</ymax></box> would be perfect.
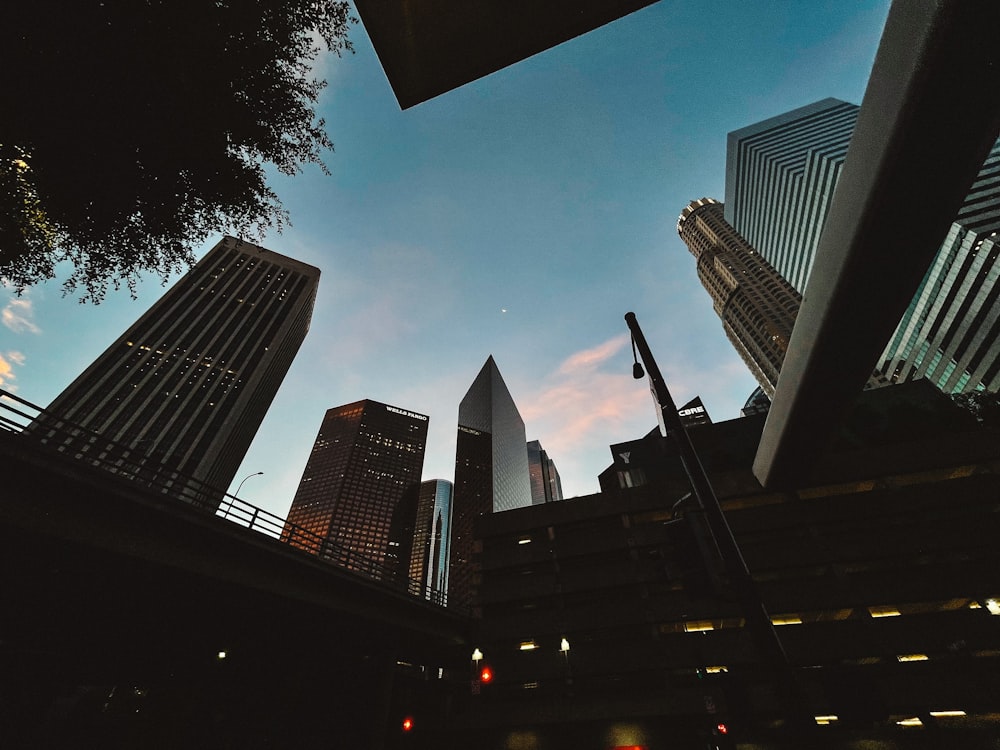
<box><xmin>753</xmin><ymin>0</ymin><xmax>1000</xmax><ymax>488</ymax></box>
<box><xmin>353</xmin><ymin>0</ymin><xmax>660</xmax><ymax>109</ymax></box>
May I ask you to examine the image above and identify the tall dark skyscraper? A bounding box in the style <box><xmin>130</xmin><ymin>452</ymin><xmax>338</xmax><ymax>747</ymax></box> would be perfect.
<box><xmin>450</xmin><ymin>356</ymin><xmax>532</xmax><ymax>607</ymax></box>
<box><xmin>283</xmin><ymin>400</ymin><xmax>428</xmax><ymax>576</ymax></box>
<box><xmin>526</xmin><ymin>439</ymin><xmax>564</xmax><ymax>505</ymax></box>
<box><xmin>35</xmin><ymin>236</ymin><xmax>320</xmax><ymax>506</ymax></box>
<box><xmin>725</xmin><ymin>98</ymin><xmax>1000</xmax><ymax>393</ymax></box>
<box><xmin>677</xmin><ymin>198</ymin><xmax>802</xmax><ymax>398</ymax></box>
<box><xmin>409</xmin><ymin>479</ymin><xmax>453</xmax><ymax>603</ymax></box>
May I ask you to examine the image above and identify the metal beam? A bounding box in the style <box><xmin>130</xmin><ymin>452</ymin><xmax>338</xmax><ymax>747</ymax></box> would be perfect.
<box><xmin>754</xmin><ymin>0</ymin><xmax>1000</xmax><ymax>488</ymax></box>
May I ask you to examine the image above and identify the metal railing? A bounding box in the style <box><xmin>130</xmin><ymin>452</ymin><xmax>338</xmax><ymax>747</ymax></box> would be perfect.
<box><xmin>0</xmin><ymin>389</ymin><xmax>449</xmax><ymax>608</ymax></box>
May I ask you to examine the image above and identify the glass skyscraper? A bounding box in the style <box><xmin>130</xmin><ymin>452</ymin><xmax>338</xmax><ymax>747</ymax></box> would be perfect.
<box><xmin>526</xmin><ymin>439</ymin><xmax>563</xmax><ymax>505</ymax></box>
<box><xmin>724</xmin><ymin>99</ymin><xmax>1000</xmax><ymax>393</ymax></box>
<box><xmin>410</xmin><ymin>479</ymin><xmax>453</xmax><ymax>603</ymax></box>
<box><xmin>35</xmin><ymin>236</ymin><xmax>320</xmax><ymax>507</ymax></box>
<box><xmin>283</xmin><ymin>400</ymin><xmax>428</xmax><ymax>577</ymax></box>
<box><xmin>450</xmin><ymin>356</ymin><xmax>532</xmax><ymax>607</ymax></box>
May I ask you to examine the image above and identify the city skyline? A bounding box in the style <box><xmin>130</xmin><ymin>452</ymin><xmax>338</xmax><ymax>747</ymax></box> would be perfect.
<box><xmin>0</xmin><ymin>2</ymin><xmax>893</xmax><ymax>519</ymax></box>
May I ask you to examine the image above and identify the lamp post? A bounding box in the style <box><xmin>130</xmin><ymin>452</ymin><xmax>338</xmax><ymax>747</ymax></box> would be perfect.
<box><xmin>225</xmin><ymin>471</ymin><xmax>263</xmax><ymax>520</ymax></box>
<box><xmin>624</xmin><ymin>312</ymin><xmax>813</xmax><ymax>737</ymax></box>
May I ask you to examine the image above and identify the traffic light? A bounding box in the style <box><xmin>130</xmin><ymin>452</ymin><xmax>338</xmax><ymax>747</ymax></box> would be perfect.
<box><xmin>479</xmin><ymin>665</ymin><xmax>493</xmax><ymax>684</ymax></box>
<box><xmin>401</xmin><ymin>716</ymin><xmax>414</xmax><ymax>732</ymax></box>
<box><xmin>707</xmin><ymin>720</ymin><xmax>735</xmax><ymax>750</ymax></box>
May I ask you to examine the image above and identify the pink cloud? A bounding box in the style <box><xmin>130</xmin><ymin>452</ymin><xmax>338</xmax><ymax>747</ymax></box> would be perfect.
<box><xmin>556</xmin><ymin>334</ymin><xmax>629</xmax><ymax>375</ymax></box>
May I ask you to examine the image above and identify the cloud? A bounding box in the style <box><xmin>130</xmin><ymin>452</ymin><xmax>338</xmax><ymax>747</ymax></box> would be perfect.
<box><xmin>2</xmin><ymin>297</ymin><xmax>41</xmax><ymax>334</ymax></box>
<box><xmin>556</xmin><ymin>334</ymin><xmax>629</xmax><ymax>376</ymax></box>
<box><xmin>521</xmin><ymin>335</ymin><xmax>650</xmax><ymax>455</ymax></box>
<box><xmin>0</xmin><ymin>351</ymin><xmax>24</xmax><ymax>391</ymax></box>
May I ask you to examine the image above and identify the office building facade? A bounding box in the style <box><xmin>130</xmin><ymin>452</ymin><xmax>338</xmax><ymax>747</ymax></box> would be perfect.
<box><xmin>724</xmin><ymin>98</ymin><xmax>1000</xmax><ymax>393</ymax></box>
<box><xmin>527</xmin><ymin>439</ymin><xmax>564</xmax><ymax>505</ymax></box>
<box><xmin>466</xmin><ymin>381</ymin><xmax>1000</xmax><ymax>749</ymax></box>
<box><xmin>283</xmin><ymin>400</ymin><xmax>428</xmax><ymax>577</ymax></box>
<box><xmin>409</xmin><ymin>479</ymin><xmax>454</xmax><ymax>603</ymax></box>
<box><xmin>450</xmin><ymin>356</ymin><xmax>532</xmax><ymax>607</ymax></box>
<box><xmin>35</xmin><ymin>236</ymin><xmax>320</xmax><ymax>507</ymax></box>
<box><xmin>678</xmin><ymin>198</ymin><xmax>802</xmax><ymax>397</ymax></box>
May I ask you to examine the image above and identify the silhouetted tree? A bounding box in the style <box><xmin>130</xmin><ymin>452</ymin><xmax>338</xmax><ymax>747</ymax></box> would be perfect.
<box><xmin>1</xmin><ymin>1</ymin><xmax>353</xmax><ymax>302</ymax></box>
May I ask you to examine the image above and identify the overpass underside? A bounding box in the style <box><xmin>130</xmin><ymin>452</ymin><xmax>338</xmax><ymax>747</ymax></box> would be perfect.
<box><xmin>0</xmin><ymin>431</ymin><xmax>470</xmax><ymax>749</ymax></box>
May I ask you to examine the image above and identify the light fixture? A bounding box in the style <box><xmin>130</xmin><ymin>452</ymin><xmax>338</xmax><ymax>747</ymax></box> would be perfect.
<box><xmin>217</xmin><ymin>651</ymin><xmax>227</xmax><ymax>660</ymax></box>
<box><xmin>986</xmin><ymin>599</ymin><xmax>1000</xmax><ymax>615</ymax></box>
<box><xmin>869</xmin><ymin>606</ymin><xmax>901</xmax><ymax>618</ymax></box>
<box><xmin>519</xmin><ymin>640</ymin><xmax>537</xmax><ymax>651</ymax></box>
<box><xmin>471</xmin><ymin>648</ymin><xmax>483</xmax><ymax>663</ymax></box>
<box><xmin>771</xmin><ymin>615</ymin><xmax>803</xmax><ymax>626</ymax></box>
<box><xmin>929</xmin><ymin>710</ymin><xmax>966</xmax><ymax>717</ymax></box>
<box><xmin>560</xmin><ymin>638</ymin><xmax>570</xmax><ymax>652</ymax></box>
<box><xmin>896</xmin><ymin>717</ymin><xmax>923</xmax><ymax>727</ymax></box>
<box><xmin>684</xmin><ymin>621</ymin><xmax>714</xmax><ymax>632</ymax></box>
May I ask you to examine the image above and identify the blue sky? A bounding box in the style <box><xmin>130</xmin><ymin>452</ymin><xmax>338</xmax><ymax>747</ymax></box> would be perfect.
<box><xmin>0</xmin><ymin>1</ymin><xmax>890</xmax><ymax>517</ymax></box>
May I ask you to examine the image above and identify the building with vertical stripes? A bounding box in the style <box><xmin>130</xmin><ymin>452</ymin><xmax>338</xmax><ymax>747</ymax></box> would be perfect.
<box><xmin>724</xmin><ymin>99</ymin><xmax>1000</xmax><ymax>393</ymax></box>
<box><xmin>37</xmin><ymin>236</ymin><xmax>320</xmax><ymax>506</ymax></box>
<box><xmin>724</xmin><ymin>98</ymin><xmax>858</xmax><ymax>292</ymax></box>
<box><xmin>283</xmin><ymin>400</ymin><xmax>428</xmax><ymax>576</ymax></box>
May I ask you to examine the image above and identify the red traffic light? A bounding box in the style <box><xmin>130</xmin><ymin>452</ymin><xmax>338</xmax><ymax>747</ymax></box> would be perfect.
<box><xmin>716</xmin><ymin>722</ymin><xmax>728</xmax><ymax>735</ymax></box>
<box><xmin>480</xmin><ymin>666</ymin><xmax>493</xmax><ymax>683</ymax></box>
<box><xmin>402</xmin><ymin>717</ymin><xmax>414</xmax><ymax>732</ymax></box>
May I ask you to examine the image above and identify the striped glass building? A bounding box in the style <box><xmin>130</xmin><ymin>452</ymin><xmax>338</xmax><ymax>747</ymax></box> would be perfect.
<box><xmin>724</xmin><ymin>98</ymin><xmax>858</xmax><ymax>292</ymax></box>
<box><xmin>724</xmin><ymin>99</ymin><xmax>1000</xmax><ymax>393</ymax></box>
<box><xmin>37</xmin><ymin>236</ymin><xmax>320</xmax><ymax>506</ymax></box>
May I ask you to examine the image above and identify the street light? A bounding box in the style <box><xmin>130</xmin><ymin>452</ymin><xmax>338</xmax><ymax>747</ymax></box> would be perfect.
<box><xmin>224</xmin><ymin>471</ymin><xmax>263</xmax><ymax>520</ymax></box>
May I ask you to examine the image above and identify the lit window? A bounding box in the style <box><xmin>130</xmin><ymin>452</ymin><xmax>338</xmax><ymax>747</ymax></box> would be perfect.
<box><xmin>986</xmin><ymin>599</ymin><xmax>1000</xmax><ymax>615</ymax></box>
<box><xmin>896</xmin><ymin>717</ymin><xmax>923</xmax><ymax>727</ymax></box>
<box><xmin>684</xmin><ymin>621</ymin><xmax>714</xmax><ymax>633</ymax></box>
<box><xmin>519</xmin><ymin>640</ymin><xmax>537</xmax><ymax>651</ymax></box>
<box><xmin>897</xmin><ymin>654</ymin><xmax>929</xmax><ymax>662</ymax></box>
<box><xmin>705</xmin><ymin>666</ymin><xmax>728</xmax><ymax>674</ymax></box>
<box><xmin>929</xmin><ymin>710</ymin><xmax>966</xmax><ymax>717</ymax></box>
<box><xmin>814</xmin><ymin>715</ymin><xmax>839</xmax><ymax>725</ymax></box>
<box><xmin>771</xmin><ymin>615</ymin><xmax>803</xmax><ymax>626</ymax></box>
<box><xmin>869</xmin><ymin>606</ymin><xmax>901</xmax><ymax>618</ymax></box>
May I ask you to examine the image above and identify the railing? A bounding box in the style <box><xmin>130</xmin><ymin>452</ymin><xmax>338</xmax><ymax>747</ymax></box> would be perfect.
<box><xmin>0</xmin><ymin>389</ymin><xmax>449</xmax><ymax>608</ymax></box>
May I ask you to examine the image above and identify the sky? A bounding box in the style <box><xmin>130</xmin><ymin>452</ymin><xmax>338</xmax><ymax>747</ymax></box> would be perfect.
<box><xmin>0</xmin><ymin>0</ymin><xmax>891</xmax><ymax>519</ymax></box>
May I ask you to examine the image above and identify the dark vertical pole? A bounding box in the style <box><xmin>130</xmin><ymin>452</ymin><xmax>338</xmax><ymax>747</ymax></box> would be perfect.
<box><xmin>625</xmin><ymin>312</ymin><xmax>811</xmax><ymax>733</ymax></box>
